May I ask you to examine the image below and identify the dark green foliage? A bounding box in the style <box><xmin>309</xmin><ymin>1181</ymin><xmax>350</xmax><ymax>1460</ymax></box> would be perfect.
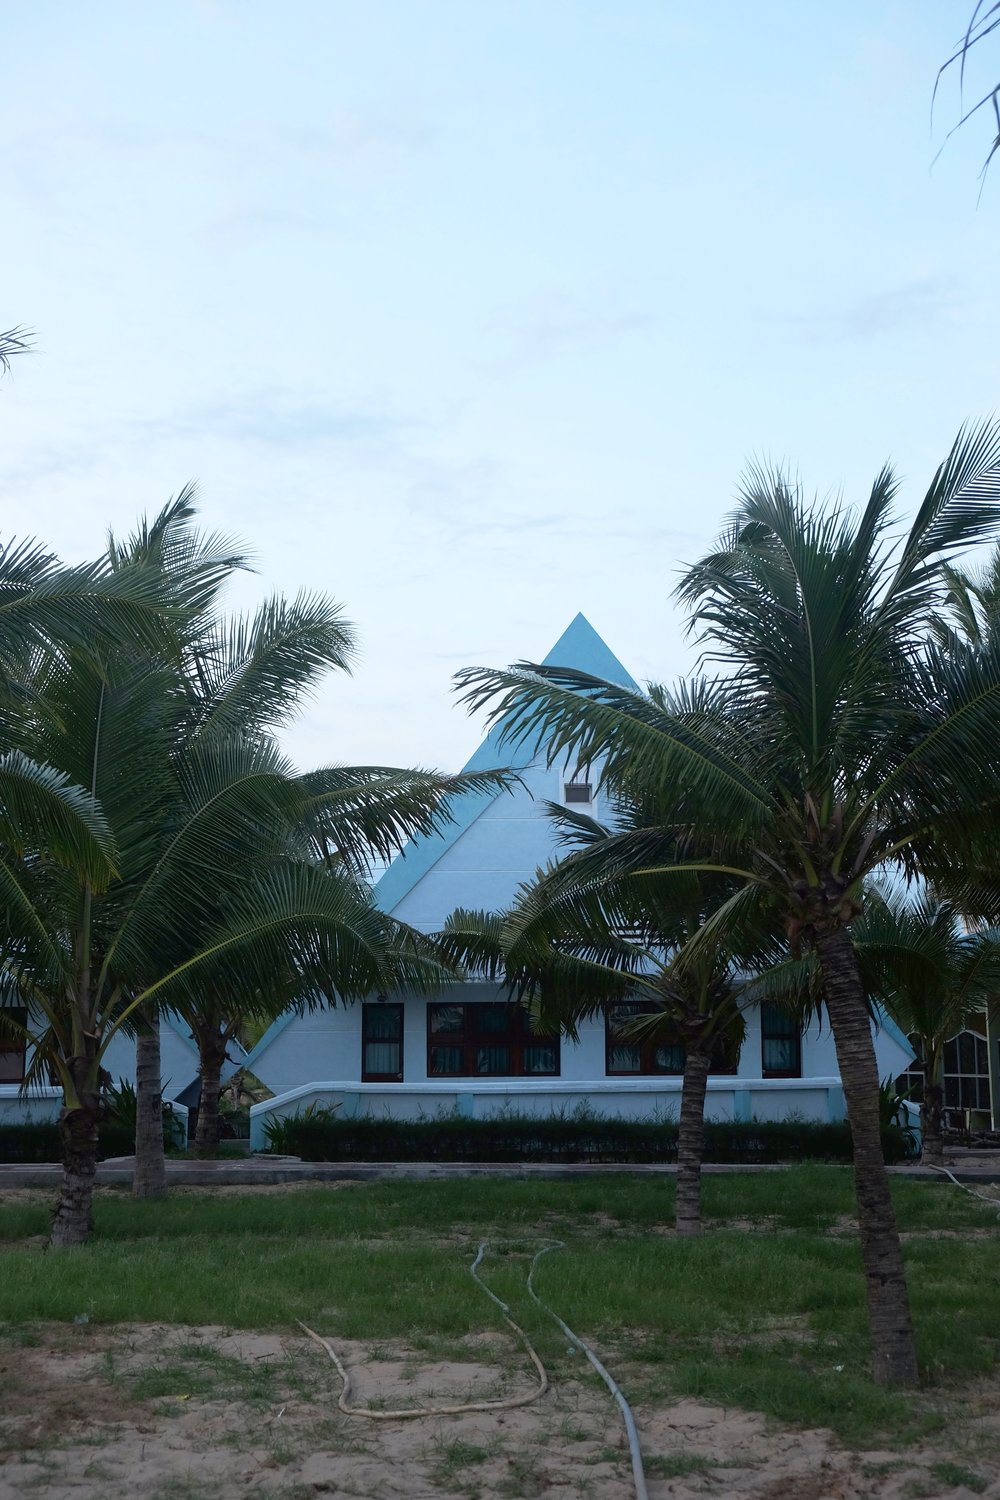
<box><xmin>0</xmin><ymin>1084</ymin><xmax>182</xmax><ymax>1162</ymax></box>
<box><xmin>0</xmin><ymin>1119</ymin><xmax>134</xmax><ymax>1163</ymax></box>
<box><xmin>106</xmin><ymin>1079</ymin><xmax>186</xmax><ymax>1150</ymax></box>
<box><xmin>260</xmin><ymin>1109</ymin><xmax>913</xmax><ymax>1164</ymax></box>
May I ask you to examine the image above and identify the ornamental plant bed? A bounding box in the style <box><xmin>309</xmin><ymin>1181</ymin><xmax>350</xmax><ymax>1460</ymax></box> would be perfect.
<box><xmin>260</xmin><ymin>1111</ymin><xmax>914</xmax><ymax>1165</ymax></box>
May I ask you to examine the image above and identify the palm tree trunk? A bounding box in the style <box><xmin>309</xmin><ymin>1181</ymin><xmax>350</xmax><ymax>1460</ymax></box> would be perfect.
<box><xmin>921</xmin><ymin>1079</ymin><xmax>945</xmax><ymax>1169</ymax></box>
<box><xmin>50</xmin><ymin>1053</ymin><xmax>103</xmax><ymax>1248</ymax></box>
<box><xmin>814</xmin><ymin>925</ymin><xmax>918</xmax><ymax>1387</ymax></box>
<box><xmin>194</xmin><ymin>1025</ymin><xmax>228</xmax><ymax>1156</ymax></box>
<box><xmin>675</xmin><ymin>1048</ymin><xmax>711</xmax><ymax>1235</ymax></box>
<box><xmin>133</xmin><ymin>1016</ymin><xmax>167</xmax><ymax>1198</ymax></box>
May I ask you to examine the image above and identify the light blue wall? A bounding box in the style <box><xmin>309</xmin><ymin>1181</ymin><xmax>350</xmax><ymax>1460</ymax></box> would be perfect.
<box><xmin>102</xmin><ymin>1017</ymin><xmax>202</xmax><ymax>1104</ymax></box>
<box><xmin>249</xmin><ymin>989</ymin><xmax>913</xmax><ymax>1127</ymax></box>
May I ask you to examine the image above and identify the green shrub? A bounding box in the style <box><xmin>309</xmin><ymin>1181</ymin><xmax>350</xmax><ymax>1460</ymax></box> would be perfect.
<box><xmin>0</xmin><ymin>1118</ymin><xmax>136</xmax><ymax>1164</ymax></box>
<box><xmin>0</xmin><ymin>1083</ymin><xmax>185</xmax><ymax>1163</ymax></box>
<box><xmin>259</xmin><ymin>1109</ymin><xmax>913</xmax><ymax>1165</ymax></box>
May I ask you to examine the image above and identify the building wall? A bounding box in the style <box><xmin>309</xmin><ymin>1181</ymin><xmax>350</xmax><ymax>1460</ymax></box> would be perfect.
<box><xmin>102</xmin><ymin>1018</ymin><xmax>202</xmax><ymax>1103</ymax></box>
<box><xmin>387</xmin><ymin>759</ymin><xmax>591</xmax><ymax>931</ymax></box>
<box><xmin>248</xmin><ymin>989</ymin><xmax>913</xmax><ymax>1145</ymax></box>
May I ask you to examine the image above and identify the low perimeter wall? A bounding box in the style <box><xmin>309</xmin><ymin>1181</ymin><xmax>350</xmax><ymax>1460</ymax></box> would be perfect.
<box><xmin>249</xmin><ymin>1076</ymin><xmax>848</xmax><ymax>1151</ymax></box>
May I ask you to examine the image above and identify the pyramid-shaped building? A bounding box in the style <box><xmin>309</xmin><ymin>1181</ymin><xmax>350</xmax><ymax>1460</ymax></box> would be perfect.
<box><xmin>248</xmin><ymin>617</ymin><xmax>912</xmax><ymax>1142</ymax></box>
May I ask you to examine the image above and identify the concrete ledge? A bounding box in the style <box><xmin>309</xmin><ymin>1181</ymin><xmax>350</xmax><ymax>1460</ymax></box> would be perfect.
<box><xmin>3</xmin><ymin>1156</ymin><xmax>1000</xmax><ymax>1187</ymax></box>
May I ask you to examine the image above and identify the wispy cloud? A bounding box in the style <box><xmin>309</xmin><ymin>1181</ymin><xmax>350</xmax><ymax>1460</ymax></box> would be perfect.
<box><xmin>786</xmin><ymin>275</ymin><xmax>965</xmax><ymax>340</ymax></box>
<box><xmin>484</xmin><ymin>289</ymin><xmax>656</xmax><ymax>374</ymax></box>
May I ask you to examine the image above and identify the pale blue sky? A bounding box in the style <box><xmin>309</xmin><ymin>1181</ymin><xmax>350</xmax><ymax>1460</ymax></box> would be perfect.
<box><xmin>3</xmin><ymin>2</ymin><xmax>998</xmax><ymax>771</ymax></box>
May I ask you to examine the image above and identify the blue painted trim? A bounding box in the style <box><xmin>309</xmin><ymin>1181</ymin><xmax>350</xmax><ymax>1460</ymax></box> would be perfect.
<box><xmin>242</xmin><ymin>1006</ymin><xmax>301</xmax><ymax>1071</ymax></box>
<box><xmin>873</xmin><ymin>1005</ymin><xmax>916</xmax><ymax>1064</ymax></box>
<box><xmin>163</xmin><ymin>1012</ymin><xmax>198</xmax><ymax>1052</ymax></box>
<box><xmin>375</xmin><ymin>613</ymin><xmax>636</xmax><ymax>915</ymax></box>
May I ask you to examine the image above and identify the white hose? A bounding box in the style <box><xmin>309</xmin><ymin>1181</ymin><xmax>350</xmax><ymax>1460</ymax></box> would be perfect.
<box><xmin>520</xmin><ymin>1240</ymin><xmax>649</xmax><ymax>1500</ymax></box>
<box><xmin>924</xmin><ymin>1163</ymin><xmax>1000</xmax><ymax>1215</ymax></box>
<box><xmin>297</xmin><ymin>1300</ymin><xmax>548</xmax><ymax>1419</ymax></box>
<box><xmin>301</xmin><ymin>1238</ymin><xmax>649</xmax><ymax>1500</ymax></box>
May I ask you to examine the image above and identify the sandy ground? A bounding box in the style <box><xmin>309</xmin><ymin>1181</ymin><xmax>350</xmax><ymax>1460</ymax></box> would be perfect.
<box><xmin>2</xmin><ymin>1322</ymin><xmax>1000</xmax><ymax>1500</ymax></box>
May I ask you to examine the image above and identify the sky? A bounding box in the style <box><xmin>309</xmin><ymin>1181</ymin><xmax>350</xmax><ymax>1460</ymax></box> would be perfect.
<box><xmin>3</xmin><ymin>1</ymin><xmax>999</xmax><ymax>774</ymax></box>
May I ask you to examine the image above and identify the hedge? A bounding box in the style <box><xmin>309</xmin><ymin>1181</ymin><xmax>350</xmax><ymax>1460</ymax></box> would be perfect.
<box><xmin>0</xmin><ymin>1119</ymin><xmax>137</xmax><ymax>1164</ymax></box>
<box><xmin>261</xmin><ymin>1111</ymin><xmax>915</xmax><ymax>1164</ymax></box>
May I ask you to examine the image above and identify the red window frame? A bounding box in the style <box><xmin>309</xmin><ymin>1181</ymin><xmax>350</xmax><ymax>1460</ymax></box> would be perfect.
<box><xmin>605</xmin><ymin>1003</ymin><xmax>738</xmax><ymax>1077</ymax></box>
<box><xmin>361</xmin><ymin>1003</ymin><xmax>404</xmax><ymax>1082</ymax></box>
<box><xmin>0</xmin><ymin>1008</ymin><xmax>27</xmax><ymax>1085</ymax></box>
<box><xmin>427</xmin><ymin>1002</ymin><xmax>560</xmax><ymax>1078</ymax></box>
<box><xmin>760</xmin><ymin>1004</ymin><xmax>802</xmax><ymax>1079</ymax></box>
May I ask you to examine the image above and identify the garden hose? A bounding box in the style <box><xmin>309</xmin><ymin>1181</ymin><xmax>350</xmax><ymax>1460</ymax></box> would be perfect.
<box><xmin>925</xmin><ymin>1163</ymin><xmax>1000</xmax><ymax>1216</ymax></box>
<box><xmin>299</xmin><ymin>1238</ymin><xmax>649</xmax><ymax>1500</ymax></box>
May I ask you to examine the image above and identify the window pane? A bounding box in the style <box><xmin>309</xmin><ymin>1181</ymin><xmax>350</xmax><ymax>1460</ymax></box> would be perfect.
<box><xmin>761</xmin><ymin>1004</ymin><xmax>797</xmax><ymax>1038</ymax></box>
<box><xmin>365</xmin><ymin>1008</ymin><xmax>401</xmax><ymax>1041</ymax></box>
<box><xmin>763</xmin><ymin>1038</ymin><xmax>797</xmax><ymax>1073</ymax></box>
<box><xmin>476</xmin><ymin>1045</ymin><xmax>511</xmax><ymax>1075</ymax></box>
<box><xmin>364</xmin><ymin>1042</ymin><xmax>400</xmax><ymax>1076</ymax></box>
<box><xmin>608</xmin><ymin>1044</ymin><xmax>641</xmax><ymax>1074</ymax></box>
<box><xmin>429</xmin><ymin>1045</ymin><xmax>464</xmax><ymax>1075</ymax></box>
<box><xmin>0</xmin><ymin>1048</ymin><xmax>24</xmax><ymax>1084</ymax></box>
<box><xmin>653</xmin><ymin>1045</ymin><xmax>684</xmax><ymax>1073</ymax></box>
<box><xmin>523</xmin><ymin>1045</ymin><xmax>558</xmax><ymax>1075</ymax></box>
<box><xmin>477</xmin><ymin>1005</ymin><xmax>509</xmax><ymax>1035</ymax></box>
<box><xmin>429</xmin><ymin>1005</ymin><xmax>464</xmax><ymax>1034</ymax></box>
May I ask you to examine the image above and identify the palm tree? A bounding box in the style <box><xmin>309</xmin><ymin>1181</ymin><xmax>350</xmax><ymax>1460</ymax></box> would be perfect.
<box><xmin>441</xmin><ymin>803</ymin><xmax>770</xmax><ymax>1234</ymax></box>
<box><xmin>934</xmin><ymin>4</ymin><xmax>1000</xmax><ymax>180</ymax></box>
<box><xmin>455</xmin><ymin>421</ymin><xmax>1000</xmax><ymax>1386</ymax></box>
<box><xmin>853</xmin><ymin>886</ymin><xmax>1000</xmax><ymax>1167</ymax></box>
<box><xmin>2</xmin><ymin>499</ymin><xmax>478</xmax><ymax>1241</ymax></box>
<box><xmin>148</xmin><ymin>598</ymin><xmax>517</xmax><ymax>1161</ymax></box>
<box><xmin>0</xmin><ymin>325</ymin><xmax>32</xmax><ymax>375</ymax></box>
<box><xmin>0</xmin><ymin>499</ymin><xmax>219</xmax><ymax>934</ymax></box>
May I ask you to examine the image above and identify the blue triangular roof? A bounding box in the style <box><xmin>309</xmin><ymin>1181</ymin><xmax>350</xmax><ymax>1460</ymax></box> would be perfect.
<box><xmin>375</xmin><ymin>613</ymin><xmax>637</xmax><ymax>914</ymax></box>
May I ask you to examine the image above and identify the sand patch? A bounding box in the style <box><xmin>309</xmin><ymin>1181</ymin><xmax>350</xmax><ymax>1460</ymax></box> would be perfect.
<box><xmin>1</xmin><ymin>1323</ymin><xmax>999</xmax><ymax>1499</ymax></box>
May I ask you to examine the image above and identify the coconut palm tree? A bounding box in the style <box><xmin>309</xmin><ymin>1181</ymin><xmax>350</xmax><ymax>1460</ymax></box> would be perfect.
<box><xmin>0</xmin><ymin>325</ymin><xmax>31</xmax><ymax>373</ymax></box>
<box><xmin>455</xmin><ymin>420</ymin><xmax>1000</xmax><ymax>1386</ymax></box>
<box><xmin>934</xmin><ymin>4</ymin><xmax>1000</xmax><ymax>179</ymax></box>
<box><xmin>852</xmin><ymin>885</ymin><xmax>1000</xmax><ymax>1167</ymax></box>
<box><xmin>442</xmin><ymin>796</ymin><xmax>785</xmax><ymax>1234</ymax></box>
<box><xmin>3</xmin><ymin>497</ymin><xmax>492</xmax><ymax>1239</ymax></box>
<box><xmin>0</xmin><ymin>496</ymin><xmax>222</xmax><ymax>931</ymax></box>
<box><xmin>146</xmin><ymin>596</ymin><xmax>517</xmax><ymax>1162</ymax></box>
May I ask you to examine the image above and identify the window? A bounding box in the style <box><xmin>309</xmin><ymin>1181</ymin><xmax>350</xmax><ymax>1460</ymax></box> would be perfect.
<box><xmin>605</xmin><ymin>1003</ymin><xmax>737</xmax><ymax>1076</ymax></box>
<box><xmin>943</xmin><ymin>1028</ymin><xmax>990</xmax><ymax>1112</ymax></box>
<box><xmin>760</xmin><ymin>1004</ymin><xmax>802</xmax><ymax>1078</ymax></box>
<box><xmin>563</xmin><ymin>780</ymin><xmax>593</xmax><ymax>805</ymax></box>
<box><xmin>361</xmin><ymin>1003</ymin><xmax>404</xmax><ymax>1082</ymax></box>
<box><xmin>0</xmin><ymin>1008</ymin><xmax>26</xmax><ymax>1084</ymax></box>
<box><xmin>896</xmin><ymin>1029</ymin><xmax>992</xmax><ymax>1114</ymax></box>
<box><xmin>896</xmin><ymin>1036</ymin><xmax>925</xmax><ymax>1103</ymax></box>
<box><xmin>427</xmin><ymin>1003</ymin><xmax>559</xmax><ymax>1077</ymax></box>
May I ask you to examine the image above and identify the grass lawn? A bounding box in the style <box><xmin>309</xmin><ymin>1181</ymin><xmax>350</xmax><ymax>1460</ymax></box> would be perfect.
<box><xmin>2</xmin><ymin>1165</ymin><xmax>999</xmax><ymax>1455</ymax></box>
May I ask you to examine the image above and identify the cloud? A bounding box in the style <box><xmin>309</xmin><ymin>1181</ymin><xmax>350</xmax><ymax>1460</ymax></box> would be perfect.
<box><xmin>484</xmin><ymin>289</ymin><xmax>656</xmax><ymax>374</ymax></box>
<box><xmin>787</xmin><ymin>276</ymin><xmax>964</xmax><ymax>340</ymax></box>
<box><xmin>156</xmin><ymin>389</ymin><xmax>415</xmax><ymax>449</ymax></box>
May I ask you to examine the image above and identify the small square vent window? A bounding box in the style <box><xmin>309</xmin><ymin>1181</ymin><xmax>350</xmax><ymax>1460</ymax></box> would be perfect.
<box><xmin>564</xmin><ymin>781</ymin><xmax>593</xmax><ymax>804</ymax></box>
